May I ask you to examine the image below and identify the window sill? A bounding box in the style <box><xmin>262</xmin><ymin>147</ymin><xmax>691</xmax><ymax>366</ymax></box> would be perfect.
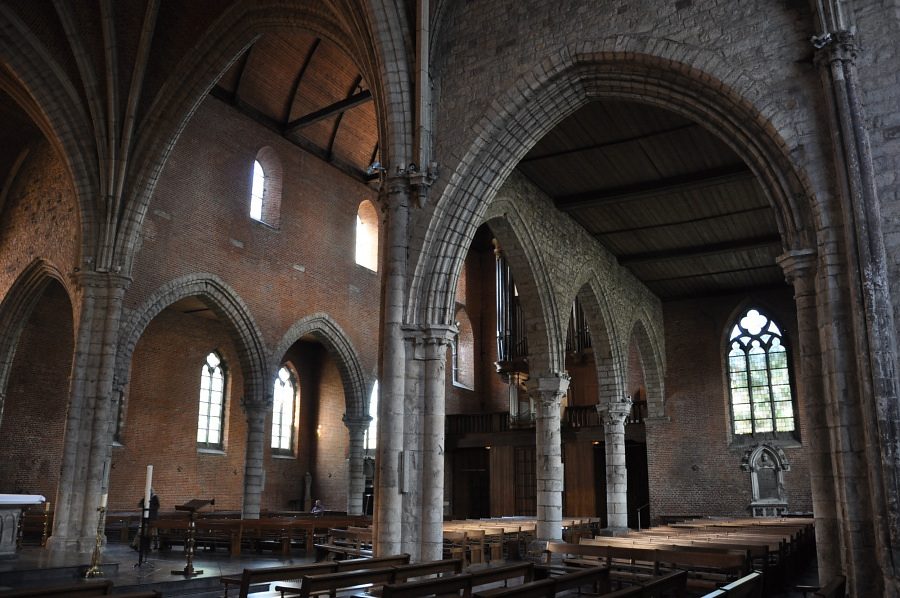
<box><xmin>198</xmin><ymin>447</ymin><xmax>226</xmax><ymax>455</ymax></box>
<box><xmin>272</xmin><ymin>452</ymin><xmax>296</xmax><ymax>460</ymax></box>
<box><xmin>729</xmin><ymin>434</ymin><xmax>801</xmax><ymax>449</ymax></box>
<box><xmin>452</xmin><ymin>381</ymin><xmax>474</xmax><ymax>391</ymax></box>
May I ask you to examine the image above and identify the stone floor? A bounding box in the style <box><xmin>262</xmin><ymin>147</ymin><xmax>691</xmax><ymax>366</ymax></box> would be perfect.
<box><xmin>0</xmin><ymin>542</ymin><xmax>823</xmax><ymax>597</ymax></box>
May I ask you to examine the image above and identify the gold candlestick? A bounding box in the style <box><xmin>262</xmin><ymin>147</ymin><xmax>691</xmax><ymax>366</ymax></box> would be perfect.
<box><xmin>84</xmin><ymin>505</ymin><xmax>106</xmax><ymax>578</ymax></box>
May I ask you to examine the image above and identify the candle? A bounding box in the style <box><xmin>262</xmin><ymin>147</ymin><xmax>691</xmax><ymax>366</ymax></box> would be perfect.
<box><xmin>143</xmin><ymin>465</ymin><xmax>153</xmax><ymax>518</ymax></box>
<box><xmin>100</xmin><ymin>493</ymin><xmax>108</xmax><ymax>509</ymax></box>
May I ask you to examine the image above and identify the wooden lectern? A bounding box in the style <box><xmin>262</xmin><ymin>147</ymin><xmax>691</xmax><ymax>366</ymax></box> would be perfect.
<box><xmin>171</xmin><ymin>498</ymin><xmax>214</xmax><ymax>577</ymax></box>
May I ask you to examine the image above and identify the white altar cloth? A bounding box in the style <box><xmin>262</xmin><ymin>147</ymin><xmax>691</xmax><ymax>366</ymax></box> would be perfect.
<box><xmin>0</xmin><ymin>494</ymin><xmax>45</xmax><ymax>506</ymax></box>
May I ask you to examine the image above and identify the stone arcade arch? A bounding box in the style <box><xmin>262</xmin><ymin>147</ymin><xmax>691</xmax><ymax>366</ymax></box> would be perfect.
<box><xmin>407</xmin><ymin>35</ymin><xmax>829</xmax><ymax>574</ymax></box>
<box><xmin>116</xmin><ymin>274</ymin><xmax>269</xmax><ymax>517</ymax></box>
<box><xmin>271</xmin><ymin>313</ymin><xmax>371</xmax><ymax>515</ymax></box>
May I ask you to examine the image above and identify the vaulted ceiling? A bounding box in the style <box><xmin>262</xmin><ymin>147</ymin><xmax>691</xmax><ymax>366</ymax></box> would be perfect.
<box><xmin>518</xmin><ymin>100</ymin><xmax>786</xmax><ymax>301</ymax></box>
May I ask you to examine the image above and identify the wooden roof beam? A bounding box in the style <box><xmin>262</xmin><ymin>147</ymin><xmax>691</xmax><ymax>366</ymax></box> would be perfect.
<box><xmin>284</xmin><ymin>90</ymin><xmax>372</xmax><ymax>133</ymax></box>
<box><xmin>555</xmin><ymin>164</ymin><xmax>755</xmax><ymax>210</ymax></box>
<box><xmin>619</xmin><ymin>234</ymin><xmax>783</xmax><ymax>266</ymax></box>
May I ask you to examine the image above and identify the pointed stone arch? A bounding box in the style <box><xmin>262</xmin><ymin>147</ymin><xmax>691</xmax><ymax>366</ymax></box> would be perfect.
<box><xmin>409</xmin><ymin>36</ymin><xmax>817</xmax><ymax>336</ymax></box>
<box><xmin>115</xmin><ymin>274</ymin><xmax>268</xmax><ymax>408</ymax></box>
<box><xmin>628</xmin><ymin>317</ymin><xmax>665</xmax><ymax>420</ymax></box>
<box><xmin>482</xmin><ymin>204</ymin><xmax>565</xmax><ymax>375</ymax></box>
<box><xmin>0</xmin><ymin>259</ymin><xmax>74</xmax><ymax>426</ymax></box>
<box><xmin>572</xmin><ymin>276</ymin><xmax>626</xmax><ymax>406</ymax></box>
<box><xmin>271</xmin><ymin>313</ymin><xmax>368</xmax><ymax>420</ymax></box>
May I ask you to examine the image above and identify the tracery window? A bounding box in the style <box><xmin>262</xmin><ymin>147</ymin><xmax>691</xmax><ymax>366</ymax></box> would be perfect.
<box><xmin>272</xmin><ymin>365</ymin><xmax>297</xmax><ymax>455</ymax></box>
<box><xmin>726</xmin><ymin>308</ymin><xmax>795</xmax><ymax>437</ymax></box>
<box><xmin>198</xmin><ymin>351</ymin><xmax>226</xmax><ymax>449</ymax></box>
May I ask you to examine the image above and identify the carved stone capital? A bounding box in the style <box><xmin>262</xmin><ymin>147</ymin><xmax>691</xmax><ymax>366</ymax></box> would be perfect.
<box><xmin>777</xmin><ymin>249</ymin><xmax>817</xmax><ymax>293</ymax></box>
<box><xmin>72</xmin><ymin>270</ymin><xmax>132</xmax><ymax>292</ymax></box>
<box><xmin>597</xmin><ymin>396</ymin><xmax>634</xmax><ymax>428</ymax></box>
<box><xmin>526</xmin><ymin>372</ymin><xmax>571</xmax><ymax>407</ymax></box>
<box><xmin>343</xmin><ymin>415</ymin><xmax>373</xmax><ymax>436</ymax></box>
<box><xmin>812</xmin><ymin>30</ymin><xmax>857</xmax><ymax>67</ymax></box>
<box><xmin>404</xmin><ymin>324</ymin><xmax>458</xmax><ymax>361</ymax></box>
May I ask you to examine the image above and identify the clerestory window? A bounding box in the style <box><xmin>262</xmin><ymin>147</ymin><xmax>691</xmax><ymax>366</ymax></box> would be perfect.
<box><xmin>355</xmin><ymin>200</ymin><xmax>379</xmax><ymax>271</ymax></box>
<box><xmin>726</xmin><ymin>308</ymin><xmax>796</xmax><ymax>438</ymax></box>
<box><xmin>272</xmin><ymin>365</ymin><xmax>297</xmax><ymax>455</ymax></box>
<box><xmin>249</xmin><ymin>147</ymin><xmax>283</xmax><ymax>227</ymax></box>
<box><xmin>198</xmin><ymin>351</ymin><xmax>226</xmax><ymax>449</ymax></box>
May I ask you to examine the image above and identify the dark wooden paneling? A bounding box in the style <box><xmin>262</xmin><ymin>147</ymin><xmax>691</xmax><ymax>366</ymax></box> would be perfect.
<box><xmin>490</xmin><ymin>445</ymin><xmax>515</xmax><ymax>516</ymax></box>
<box><xmin>564</xmin><ymin>441</ymin><xmax>597</xmax><ymax>516</ymax></box>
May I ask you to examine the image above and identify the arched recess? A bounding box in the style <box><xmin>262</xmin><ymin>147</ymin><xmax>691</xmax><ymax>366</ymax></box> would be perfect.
<box><xmin>0</xmin><ymin>259</ymin><xmax>74</xmax><ymax>425</ymax></box>
<box><xmin>270</xmin><ymin>313</ymin><xmax>368</xmax><ymax>420</ymax></box>
<box><xmin>628</xmin><ymin>318</ymin><xmax>665</xmax><ymax>420</ymax></box>
<box><xmin>572</xmin><ymin>277</ymin><xmax>626</xmax><ymax>405</ymax></box>
<box><xmin>115</xmin><ymin>274</ymin><xmax>268</xmax><ymax>410</ymax></box>
<box><xmin>482</xmin><ymin>207</ymin><xmax>565</xmax><ymax>375</ymax></box>
<box><xmin>409</xmin><ymin>37</ymin><xmax>817</xmax><ymax>333</ymax></box>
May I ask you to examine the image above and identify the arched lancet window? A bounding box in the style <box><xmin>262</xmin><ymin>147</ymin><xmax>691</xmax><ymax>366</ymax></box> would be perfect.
<box><xmin>727</xmin><ymin>308</ymin><xmax>795</xmax><ymax>437</ymax></box>
<box><xmin>272</xmin><ymin>365</ymin><xmax>298</xmax><ymax>455</ymax></box>
<box><xmin>364</xmin><ymin>380</ymin><xmax>378</xmax><ymax>451</ymax></box>
<box><xmin>452</xmin><ymin>307</ymin><xmax>475</xmax><ymax>389</ymax></box>
<box><xmin>198</xmin><ymin>351</ymin><xmax>226</xmax><ymax>449</ymax></box>
<box><xmin>355</xmin><ymin>200</ymin><xmax>379</xmax><ymax>271</ymax></box>
<box><xmin>249</xmin><ymin>147</ymin><xmax>283</xmax><ymax>227</ymax></box>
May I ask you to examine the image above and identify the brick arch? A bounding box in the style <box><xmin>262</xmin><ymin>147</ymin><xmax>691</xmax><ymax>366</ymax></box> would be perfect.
<box><xmin>0</xmin><ymin>258</ymin><xmax>74</xmax><ymax>425</ymax></box>
<box><xmin>115</xmin><ymin>274</ymin><xmax>268</xmax><ymax>409</ymax></box>
<box><xmin>483</xmin><ymin>202</ymin><xmax>565</xmax><ymax>375</ymax></box>
<box><xmin>115</xmin><ymin>0</ymin><xmax>408</xmax><ymax>274</ymax></box>
<box><xmin>409</xmin><ymin>37</ymin><xmax>818</xmax><ymax>330</ymax></box>
<box><xmin>271</xmin><ymin>313</ymin><xmax>368</xmax><ymax>420</ymax></box>
<box><xmin>628</xmin><ymin>316</ymin><xmax>665</xmax><ymax>420</ymax></box>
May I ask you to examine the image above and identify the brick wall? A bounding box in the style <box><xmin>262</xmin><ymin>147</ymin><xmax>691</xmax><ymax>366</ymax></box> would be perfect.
<box><xmin>647</xmin><ymin>289</ymin><xmax>812</xmax><ymax>519</ymax></box>
<box><xmin>0</xmin><ymin>281</ymin><xmax>72</xmax><ymax>499</ymax></box>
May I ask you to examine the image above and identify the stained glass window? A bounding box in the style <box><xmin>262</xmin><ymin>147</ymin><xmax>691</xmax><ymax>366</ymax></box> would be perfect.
<box><xmin>272</xmin><ymin>366</ymin><xmax>297</xmax><ymax>454</ymax></box>
<box><xmin>198</xmin><ymin>351</ymin><xmax>226</xmax><ymax>449</ymax></box>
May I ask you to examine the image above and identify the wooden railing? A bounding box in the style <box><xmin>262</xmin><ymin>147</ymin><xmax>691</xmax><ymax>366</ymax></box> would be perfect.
<box><xmin>446</xmin><ymin>412</ymin><xmax>510</xmax><ymax>435</ymax></box>
<box><xmin>446</xmin><ymin>401</ymin><xmax>647</xmax><ymax>436</ymax></box>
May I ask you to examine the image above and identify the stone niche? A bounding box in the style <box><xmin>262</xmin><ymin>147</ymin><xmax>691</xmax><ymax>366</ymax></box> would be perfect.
<box><xmin>741</xmin><ymin>444</ymin><xmax>789</xmax><ymax>517</ymax></box>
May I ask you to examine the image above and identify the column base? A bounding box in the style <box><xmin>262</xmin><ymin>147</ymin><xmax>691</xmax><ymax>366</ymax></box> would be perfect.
<box><xmin>45</xmin><ymin>534</ymin><xmax>97</xmax><ymax>553</ymax></box>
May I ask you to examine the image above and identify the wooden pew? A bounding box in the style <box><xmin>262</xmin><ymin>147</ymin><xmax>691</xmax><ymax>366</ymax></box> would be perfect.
<box><xmin>472</xmin><ymin>578</ymin><xmax>554</xmax><ymax>598</ymax></box>
<box><xmin>381</xmin><ymin>573</ymin><xmax>474</xmax><ymax>598</ymax></box>
<box><xmin>221</xmin><ymin>554</ymin><xmax>410</xmax><ymax>598</ymax></box>
<box><xmin>0</xmin><ymin>580</ymin><xmax>114</xmax><ymax>596</ymax></box>
<box><xmin>314</xmin><ymin>526</ymin><xmax>373</xmax><ymax>561</ymax></box>
<box><xmin>278</xmin><ymin>559</ymin><xmax>462</xmax><ymax>598</ymax></box>
<box><xmin>544</xmin><ymin>541</ymin><xmax>748</xmax><ymax>591</ymax></box>
<box><xmin>700</xmin><ymin>571</ymin><xmax>764</xmax><ymax>597</ymax></box>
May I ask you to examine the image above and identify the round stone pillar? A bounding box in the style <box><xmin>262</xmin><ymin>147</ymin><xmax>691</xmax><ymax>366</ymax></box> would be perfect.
<box><xmin>597</xmin><ymin>397</ymin><xmax>633</xmax><ymax>532</ymax></box>
<box><xmin>344</xmin><ymin>415</ymin><xmax>371</xmax><ymax>516</ymax></box>
<box><xmin>528</xmin><ymin>373</ymin><xmax>570</xmax><ymax>542</ymax></box>
<box><xmin>241</xmin><ymin>401</ymin><xmax>268</xmax><ymax>519</ymax></box>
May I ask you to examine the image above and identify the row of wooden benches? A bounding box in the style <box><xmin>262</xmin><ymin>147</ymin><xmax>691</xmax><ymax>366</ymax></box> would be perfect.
<box><xmin>0</xmin><ymin>579</ymin><xmax>158</xmax><ymax>597</ymax></box>
<box><xmin>222</xmin><ymin>551</ymin><xmax>689</xmax><ymax>598</ymax></box>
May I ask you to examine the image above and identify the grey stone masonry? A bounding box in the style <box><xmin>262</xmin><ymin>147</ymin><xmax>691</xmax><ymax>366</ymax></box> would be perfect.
<box><xmin>241</xmin><ymin>401</ymin><xmax>268</xmax><ymax>519</ymax></box>
<box><xmin>598</xmin><ymin>397</ymin><xmax>633</xmax><ymax>531</ymax></box>
<box><xmin>528</xmin><ymin>373</ymin><xmax>570</xmax><ymax>542</ymax></box>
<box><xmin>344</xmin><ymin>416</ymin><xmax>371</xmax><ymax>516</ymax></box>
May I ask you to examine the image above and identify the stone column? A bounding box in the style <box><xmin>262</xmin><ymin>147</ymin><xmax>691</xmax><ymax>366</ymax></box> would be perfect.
<box><xmin>375</xmin><ymin>174</ymin><xmax>410</xmax><ymax>556</ymax></box>
<box><xmin>812</xmin><ymin>11</ymin><xmax>900</xmax><ymax>594</ymax></box>
<box><xmin>344</xmin><ymin>416</ymin><xmax>371</xmax><ymax>516</ymax></box>
<box><xmin>49</xmin><ymin>271</ymin><xmax>130</xmax><ymax>552</ymax></box>
<box><xmin>778</xmin><ymin>250</ymin><xmax>842</xmax><ymax>580</ymax></box>
<box><xmin>241</xmin><ymin>400</ymin><xmax>268</xmax><ymax>519</ymax></box>
<box><xmin>528</xmin><ymin>373</ymin><xmax>570</xmax><ymax>542</ymax></box>
<box><xmin>414</xmin><ymin>325</ymin><xmax>455</xmax><ymax>561</ymax></box>
<box><xmin>597</xmin><ymin>397</ymin><xmax>633</xmax><ymax>532</ymax></box>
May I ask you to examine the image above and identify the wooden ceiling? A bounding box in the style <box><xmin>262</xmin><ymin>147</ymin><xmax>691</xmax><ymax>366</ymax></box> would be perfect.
<box><xmin>517</xmin><ymin>101</ymin><xmax>786</xmax><ymax>300</ymax></box>
<box><xmin>212</xmin><ymin>32</ymin><xmax>379</xmax><ymax>181</ymax></box>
